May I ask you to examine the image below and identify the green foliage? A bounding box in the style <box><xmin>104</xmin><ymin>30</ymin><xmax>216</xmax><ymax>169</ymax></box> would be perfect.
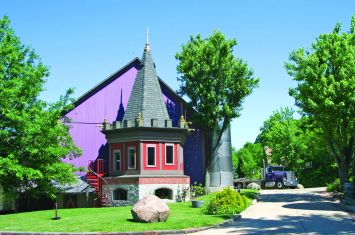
<box><xmin>240</xmin><ymin>189</ymin><xmax>259</xmax><ymax>199</ymax></box>
<box><xmin>202</xmin><ymin>187</ymin><xmax>246</xmax><ymax>215</ymax></box>
<box><xmin>176</xmin><ymin>31</ymin><xmax>259</xmax><ymax>134</ymax></box>
<box><xmin>231</xmin><ymin>147</ymin><xmax>239</xmax><ymax>179</ymax></box>
<box><xmin>256</xmin><ymin>108</ymin><xmax>337</xmax><ymax>187</ymax></box>
<box><xmin>191</xmin><ymin>182</ymin><xmax>206</xmax><ymax>197</ymax></box>
<box><xmin>285</xmin><ymin>16</ymin><xmax>355</xmax><ymax>185</ymax></box>
<box><xmin>327</xmin><ymin>179</ymin><xmax>341</xmax><ymax>192</ymax></box>
<box><xmin>176</xmin><ymin>31</ymin><xmax>259</xmax><ymax>179</ymax></box>
<box><xmin>0</xmin><ymin>16</ymin><xmax>81</xmax><ymax>198</ymax></box>
<box><xmin>235</xmin><ymin>142</ymin><xmax>264</xmax><ymax>179</ymax></box>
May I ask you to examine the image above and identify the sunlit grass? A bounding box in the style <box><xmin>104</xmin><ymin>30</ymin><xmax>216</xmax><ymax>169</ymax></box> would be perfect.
<box><xmin>0</xmin><ymin>202</ymin><xmax>232</xmax><ymax>232</ymax></box>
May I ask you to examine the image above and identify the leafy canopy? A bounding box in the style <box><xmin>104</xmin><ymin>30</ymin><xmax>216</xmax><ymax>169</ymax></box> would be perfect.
<box><xmin>256</xmin><ymin>108</ymin><xmax>336</xmax><ymax>187</ymax></box>
<box><xmin>235</xmin><ymin>142</ymin><xmax>264</xmax><ymax>179</ymax></box>
<box><xmin>0</xmin><ymin>16</ymin><xmax>81</xmax><ymax>197</ymax></box>
<box><xmin>176</xmin><ymin>31</ymin><xmax>259</xmax><ymax>136</ymax></box>
<box><xmin>285</xmin><ymin>16</ymin><xmax>354</xmax><ymax>184</ymax></box>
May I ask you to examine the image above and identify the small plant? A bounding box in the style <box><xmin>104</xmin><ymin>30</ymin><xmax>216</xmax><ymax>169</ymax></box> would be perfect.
<box><xmin>327</xmin><ymin>178</ymin><xmax>341</xmax><ymax>192</ymax></box>
<box><xmin>202</xmin><ymin>187</ymin><xmax>245</xmax><ymax>215</ymax></box>
<box><xmin>191</xmin><ymin>182</ymin><xmax>206</xmax><ymax>197</ymax></box>
<box><xmin>176</xmin><ymin>185</ymin><xmax>190</xmax><ymax>202</ymax></box>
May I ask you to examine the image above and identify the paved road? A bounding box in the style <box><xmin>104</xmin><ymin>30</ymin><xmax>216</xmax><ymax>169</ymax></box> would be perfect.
<box><xmin>189</xmin><ymin>188</ymin><xmax>355</xmax><ymax>235</ymax></box>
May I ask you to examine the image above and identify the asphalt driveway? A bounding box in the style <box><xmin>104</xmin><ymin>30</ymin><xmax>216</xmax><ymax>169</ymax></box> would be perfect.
<box><xmin>189</xmin><ymin>187</ymin><xmax>355</xmax><ymax>235</ymax></box>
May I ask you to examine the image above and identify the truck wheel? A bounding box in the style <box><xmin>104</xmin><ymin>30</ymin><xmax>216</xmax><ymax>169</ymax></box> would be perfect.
<box><xmin>276</xmin><ymin>180</ymin><xmax>284</xmax><ymax>189</ymax></box>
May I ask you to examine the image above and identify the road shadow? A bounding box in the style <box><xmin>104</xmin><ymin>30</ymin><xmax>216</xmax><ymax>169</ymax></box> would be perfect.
<box><xmin>260</xmin><ymin>192</ymin><xmax>327</xmax><ymax>203</ymax></box>
<box><xmin>283</xmin><ymin>202</ymin><xmax>344</xmax><ymax>211</ymax></box>
<box><xmin>221</xmin><ymin>214</ymin><xmax>355</xmax><ymax>235</ymax></box>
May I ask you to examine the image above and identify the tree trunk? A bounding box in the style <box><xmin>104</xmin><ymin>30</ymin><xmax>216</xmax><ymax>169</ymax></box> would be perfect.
<box><xmin>338</xmin><ymin>157</ymin><xmax>349</xmax><ymax>189</ymax></box>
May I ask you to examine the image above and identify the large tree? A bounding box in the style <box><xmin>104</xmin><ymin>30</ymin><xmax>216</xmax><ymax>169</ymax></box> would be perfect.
<box><xmin>0</xmin><ymin>16</ymin><xmax>81</xmax><ymax>198</ymax></box>
<box><xmin>285</xmin><ymin>16</ymin><xmax>355</xmax><ymax>186</ymax></box>
<box><xmin>176</xmin><ymin>31</ymin><xmax>259</xmax><ymax>186</ymax></box>
<box><xmin>256</xmin><ymin>108</ymin><xmax>337</xmax><ymax>187</ymax></box>
<box><xmin>235</xmin><ymin>142</ymin><xmax>264</xmax><ymax>179</ymax></box>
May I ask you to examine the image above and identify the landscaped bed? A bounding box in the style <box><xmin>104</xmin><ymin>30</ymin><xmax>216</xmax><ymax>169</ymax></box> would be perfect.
<box><xmin>0</xmin><ymin>189</ymin><xmax>259</xmax><ymax>233</ymax></box>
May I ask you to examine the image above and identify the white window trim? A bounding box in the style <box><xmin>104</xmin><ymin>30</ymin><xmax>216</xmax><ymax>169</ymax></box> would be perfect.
<box><xmin>146</xmin><ymin>144</ymin><xmax>156</xmax><ymax>167</ymax></box>
<box><xmin>165</xmin><ymin>143</ymin><xmax>175</xmax><ymax>165</ymax></box>
<box><xmin>113</xmin><ymin>149</ymin><xmax>121</xmax><ymax>171</ymax></box>
<box><xmin>128</xmin><ymin>146</ymin><xmax>136</xmax><ymax>169</ymax></box>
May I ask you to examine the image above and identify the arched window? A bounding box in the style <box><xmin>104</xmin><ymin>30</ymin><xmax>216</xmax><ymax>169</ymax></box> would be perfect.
<box><xmin>155</xmin><ymin>188</ymin><xmax>173</xmax><ymax>200</ymax></box>
<box><xmin>113</xmin><ymin>188</ymin><xmax>128</xmax><ymax>200</ymax></box>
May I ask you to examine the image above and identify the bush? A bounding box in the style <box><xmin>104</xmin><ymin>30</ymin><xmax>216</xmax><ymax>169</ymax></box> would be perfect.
<box><xmin>191</xmin><ymin>182</ymin><xmax>206</xmax><ymax>197</ymax></box>
<box><xmin>240</xmin><ymin>189</ymin><xmax>259</xmax><ymax>199</ymax></box>
<box><xmin>327</xmin><ymin>179</ymin><xmax>341</xmax><ymax>192</ymax></box>
<box><xmin>241</xmin><ymin>195</ymin><xmax>250</xmax><ymax>208</ymax></box>
<box><xmin>202</xmin><ymin>187</ymin><xmax>245</xmax><ymax>215</ymax></box>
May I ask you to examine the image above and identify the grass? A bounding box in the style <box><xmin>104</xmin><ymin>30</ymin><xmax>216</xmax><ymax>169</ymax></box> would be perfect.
<box><xmin>0</xmin><ymin>202</ymin><xmax>233</xmax><ymax>232</ymax></box>
<box><xmin>0</xmin><ymin>189</ymin><xmax>259</xmax><ymax>232</ymax></box>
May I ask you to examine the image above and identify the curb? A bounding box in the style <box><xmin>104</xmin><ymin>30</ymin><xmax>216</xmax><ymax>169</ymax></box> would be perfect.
<box><xmin>319</xmin><ymin>191</ymin><xmax>355</xmax><ymax>222</ymax></box>
<box><xmin>0</xmin><ymin>198</ymin><xmax>259</xmax><ymax>235</ymax></box>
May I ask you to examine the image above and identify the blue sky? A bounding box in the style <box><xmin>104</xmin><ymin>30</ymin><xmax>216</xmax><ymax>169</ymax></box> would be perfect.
<box><xmin>1</xmin><ymin>1</ymin><xmax>354</xmax><ymax>149</ymax></box>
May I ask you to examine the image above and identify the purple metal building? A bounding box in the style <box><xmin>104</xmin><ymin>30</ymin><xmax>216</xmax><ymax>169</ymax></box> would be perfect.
<box><xmin>64</xmin><ymin>57</ymin><xmax>205</xmax><ymax>185</ymax></box>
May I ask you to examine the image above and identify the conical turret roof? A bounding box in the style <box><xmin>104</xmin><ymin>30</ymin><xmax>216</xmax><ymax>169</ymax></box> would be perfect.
<box><xmin>122</xmin><ymin>40</ymin><xmax>170</xmax><ymax>127</ymax></box>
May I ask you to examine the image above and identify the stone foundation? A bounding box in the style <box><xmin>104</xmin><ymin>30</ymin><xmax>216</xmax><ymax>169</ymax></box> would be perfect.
<box><xmin>104</xmin><ymin>177</ymin><xmax>190</xmax><ymax>206</ymax></box>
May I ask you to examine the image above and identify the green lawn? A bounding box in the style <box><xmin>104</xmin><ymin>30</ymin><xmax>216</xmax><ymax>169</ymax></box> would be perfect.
<box><xmin>0</xmin><ymin>202</ymin><xmax>232</xmax><ymax>232</ymax></box>
<box><xmin>0</xmin><ymin>189</ymin><xmax>259</xmax><ymax>232</ymax></box>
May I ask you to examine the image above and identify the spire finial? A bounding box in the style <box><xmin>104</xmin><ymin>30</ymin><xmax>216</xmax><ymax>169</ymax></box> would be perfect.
<box><xmin>145</xmin><ymin>27</ymin><xmax>150</xmax><ymax>51</ymax></box>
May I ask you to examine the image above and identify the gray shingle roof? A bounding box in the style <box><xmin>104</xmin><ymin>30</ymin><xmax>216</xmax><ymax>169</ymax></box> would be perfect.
<box><xmin>54</xmin><ymin>176</ymin><xmax>95</xmax><ymax>194</ymax></box>
<box><xmin>123</xmin><ymin>45</ymin><xmax>170</xmax><ymax>127</ymax></box>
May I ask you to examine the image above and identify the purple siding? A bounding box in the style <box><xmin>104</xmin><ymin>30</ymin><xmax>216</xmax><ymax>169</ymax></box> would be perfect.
<box><xmin>64</xmin><ymin>65</ymin><xmax>138</xmax><ymax>169</ymax></box>
<box><xmin>64</xmin><ymin>59</ymin><xmax>205</xmax><ymax>184</ymax></box>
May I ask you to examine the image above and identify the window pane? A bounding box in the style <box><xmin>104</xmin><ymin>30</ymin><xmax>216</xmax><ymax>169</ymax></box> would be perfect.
<box><xmin>115</xmin><ymin>152</ymin><xmax>121</xmax><ymax>171</ymax></box>
<box><xmin>129</xmin><ymin>149</ymin><xmax>135</xmax><ymax>169</ymax></box>
<box><xmin>166</xmin><ymin>145</ymin><xmax>173</xmax><ymax>164</ymax></box>
<box><xmin>148</xmin><ymin>147</ymin><xmax>155</xmax><ymax>166</ymax></box>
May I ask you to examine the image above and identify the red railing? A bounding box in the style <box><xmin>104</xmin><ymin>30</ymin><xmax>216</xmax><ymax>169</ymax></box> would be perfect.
<box><xmin>86</xmin><ymin>159</ymin><xmax>108</xmax><ymax>207</ymax></box>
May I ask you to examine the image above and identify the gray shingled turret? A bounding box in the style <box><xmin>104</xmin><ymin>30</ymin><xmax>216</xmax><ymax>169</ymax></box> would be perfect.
<box><xmin>123</xmin><ymin>43</ymin><xmax>170</xmax><ymax>127</ymax></box>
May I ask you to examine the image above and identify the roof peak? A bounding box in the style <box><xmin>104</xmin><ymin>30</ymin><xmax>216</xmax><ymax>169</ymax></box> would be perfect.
<box><xmin>122</xmin><ymin>36</ymin><xmax>170</xmax><ymax>127</ymax></box>
<box><xmin>144</xmin><ymin>27</ymin><xmax>150</xmax><ymax>51</ymax></box>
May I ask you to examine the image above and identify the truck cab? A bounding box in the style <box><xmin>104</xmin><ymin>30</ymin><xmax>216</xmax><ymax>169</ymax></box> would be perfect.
<box><xmin>264</xmin><ymin>165</ymin><xmax>298</xmax><ymax>189</ymax></box>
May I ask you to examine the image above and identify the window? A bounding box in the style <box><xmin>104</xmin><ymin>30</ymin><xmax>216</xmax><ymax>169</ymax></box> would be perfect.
<box><xmin>147</xmin><ymin>145</ymin><xmax>156</xmax><ymax>167</ymax></box>
<box><xmin>155</xmin><ymin>188</ymin><xmax>172</xmax><ymax>200</ymax></box>
<box><xmin>165</xmin><ymin>144</ymin><xmax>174</xmax><ymax>165</ymax></box>
<box><xmin>272</xmin><ymin>167</ymin><xmax>284</xmax><ymax>172</ymax></box>
<box><xmin>113</xmin><ymin>150</ymin><xmax>121</xmax><ymax>171</ymax></box>
<box><xmin>128</xmin><ymin>147</ymin><xmax>136</xmax><ymax>169</ymax></box>
<box><xmin>113</xmin><ymin>188</ymin><xmax>128</xmax><ymax>200</ymax></box>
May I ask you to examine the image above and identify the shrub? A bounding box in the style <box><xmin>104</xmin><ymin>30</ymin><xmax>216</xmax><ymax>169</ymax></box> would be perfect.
<box><xmin>191</xmin><ymin>182</ymin><xmax>206</xmax><ymax>197</ymax></box>
<box><xmin>241</xmin><ymin>195</ymin><xmax>250</xmax><ymax>208</ymax></box>
<box><xmin>240</xmin><ymin>189</ymin><xmax>259</xmax><ymax>199</ymax></box>
<box><xmin>327</xmin><ymin>179</ymin><xmax>341</xmax><ymax>192</ymax></box>
<box><xmin>202</xmin><ymin>187</ymin><xmax>245</xmax><ymax>215</ymax></box>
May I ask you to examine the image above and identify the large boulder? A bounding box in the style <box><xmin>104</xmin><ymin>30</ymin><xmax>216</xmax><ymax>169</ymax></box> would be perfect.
<box><xmin>297</xmin><ymin>184</ymin><xmax>304</xmax><ymax>189</ymax></box>
<box><xmin>131</xmin><ymin>195</ymin><xmax>170</xmax><ymax>223</ymax></box>
<box><xmin>247</xmin><ymin>182</ymin><xmax>261</xmax><ymax>190</ymax></box>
